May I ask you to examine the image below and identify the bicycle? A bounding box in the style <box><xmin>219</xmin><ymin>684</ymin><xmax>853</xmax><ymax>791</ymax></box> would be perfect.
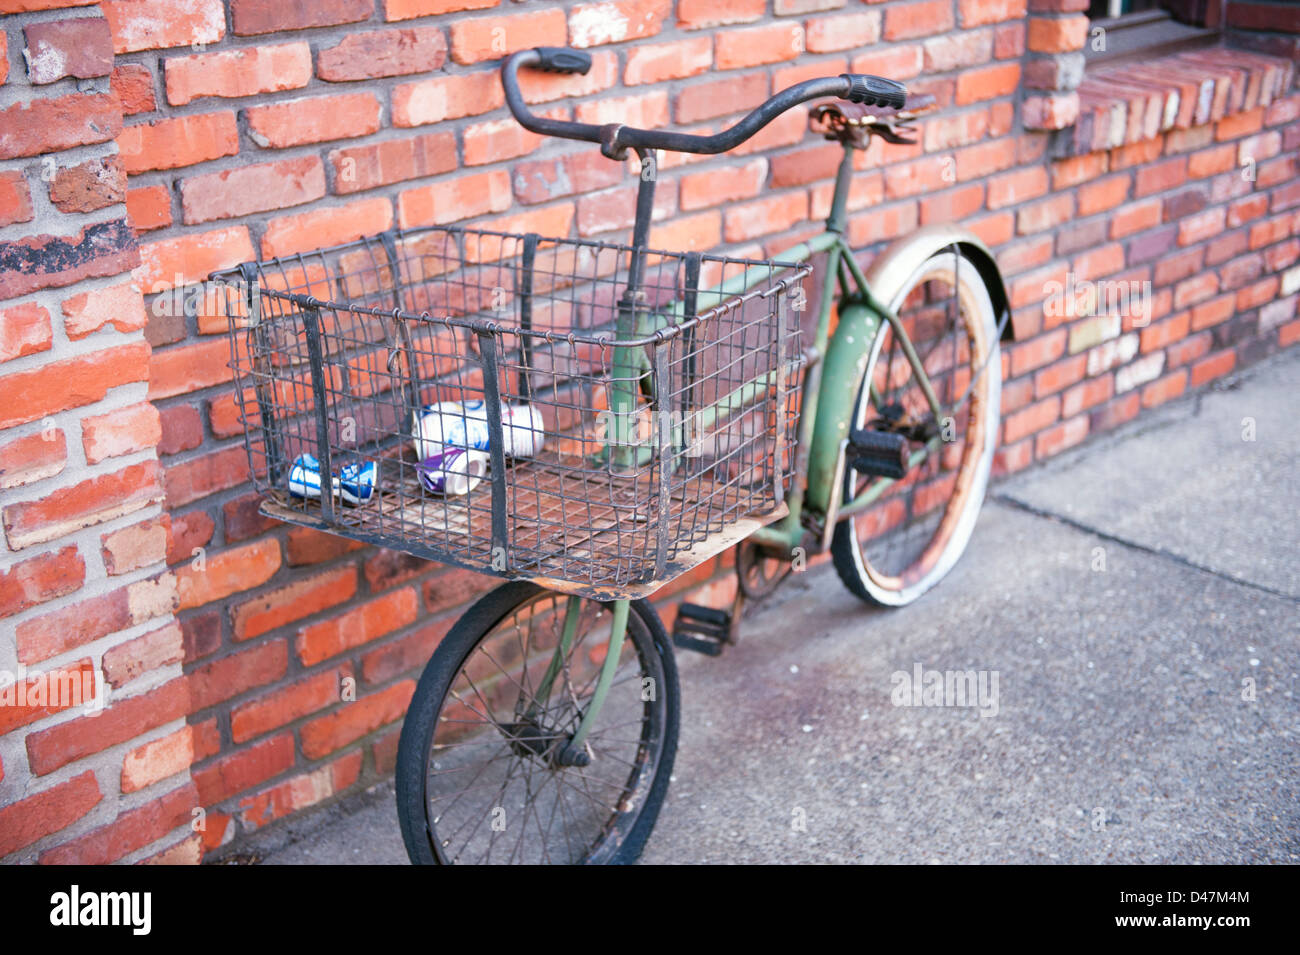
<box><xmin>217</xmin><ymin>47</ymin><xmax>1013</xmax><ymax>865</ymax></box>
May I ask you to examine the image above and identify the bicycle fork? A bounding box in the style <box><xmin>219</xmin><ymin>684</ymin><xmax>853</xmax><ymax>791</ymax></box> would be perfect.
<box><xmin>519</xmin><ymin>596</ymin><xmax>631</xmax><ymax>768</ymax></box>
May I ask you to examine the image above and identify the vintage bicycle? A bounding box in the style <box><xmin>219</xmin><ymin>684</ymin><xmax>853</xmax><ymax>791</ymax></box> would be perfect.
<box><xmin>217</xmin><ymin>47</ymin><xmax>1013</xmax><ymax>865</ymax></box>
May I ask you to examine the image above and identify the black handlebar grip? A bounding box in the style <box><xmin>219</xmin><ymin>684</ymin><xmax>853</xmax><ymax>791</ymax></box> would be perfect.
<box><xmin>533</xmin><ymin>47</ymin><xmax>593</xmax><ymax>75</ymax></box>
<box><xmin>839</xmin><ymin>74</ymin><xmax>907</xmax><ymax>109</ymax></box>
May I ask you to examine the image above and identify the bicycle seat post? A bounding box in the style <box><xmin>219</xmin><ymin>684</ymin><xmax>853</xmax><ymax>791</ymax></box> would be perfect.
<box><xmin>610</xmin><ymin>145</ymin><xmax>657</xmax><ymax>471</ymax></box>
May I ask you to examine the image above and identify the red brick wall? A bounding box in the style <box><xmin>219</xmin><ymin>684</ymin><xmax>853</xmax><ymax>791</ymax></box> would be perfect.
<box><xmin>2</xmin><ymin>0</ymin><xmax>1297</xmax><ymax>862</ymax></box>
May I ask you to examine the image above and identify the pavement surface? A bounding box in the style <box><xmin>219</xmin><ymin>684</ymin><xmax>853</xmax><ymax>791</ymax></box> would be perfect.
<box><xmin>254</xmin><ymin>348</ymin><xmax>1299</xmax><ymax>865</ymax></box>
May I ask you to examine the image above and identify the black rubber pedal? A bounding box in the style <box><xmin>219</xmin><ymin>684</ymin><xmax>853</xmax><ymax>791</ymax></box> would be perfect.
<box><xmin>847</xmin><ymin>427</ymin><xmax>909</xmax><ymax>479</ymax></box>
<box><xmin>671</xmin><ymin>602</ymin><xmax>732</xmax><ymax>656</ymax></box>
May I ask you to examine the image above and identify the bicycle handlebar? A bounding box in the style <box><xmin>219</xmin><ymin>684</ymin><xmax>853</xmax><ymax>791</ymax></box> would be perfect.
<box><xmin>501</xmin><ymin>48</ymin><xmax>907</xmax><ymax>160</ymax></box>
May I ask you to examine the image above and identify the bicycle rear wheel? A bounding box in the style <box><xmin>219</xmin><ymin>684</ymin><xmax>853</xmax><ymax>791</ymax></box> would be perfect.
<box><xmin>832</xmin><ymin>246</ymin><xmax>1002</xmax><ymax>606</ymax></box>
<box><xmin>396</xmin><ymin>581</ymin><xmax>678</xmax><ymax>864</ymax></box>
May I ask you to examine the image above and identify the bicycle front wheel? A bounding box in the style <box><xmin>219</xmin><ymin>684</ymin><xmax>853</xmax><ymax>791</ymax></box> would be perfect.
<box><xmin>832</xmin><ymin>245</ymin><xmax>1002</xmax><ymax>607</ymax></box>
<box><xmin>395</xmin><ymin>581</ymin><xmax>678</xmax><ymax>864</ymax></box>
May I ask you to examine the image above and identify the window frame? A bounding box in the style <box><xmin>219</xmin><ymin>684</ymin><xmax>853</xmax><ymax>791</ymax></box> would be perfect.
<box><xmin>1084</xmin><ymin>2</ymin><xmax>1223</xmax><ymax>65</ymax></box>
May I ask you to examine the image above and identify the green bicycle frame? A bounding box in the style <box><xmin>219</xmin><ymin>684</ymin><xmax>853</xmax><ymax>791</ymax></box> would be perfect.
<box><xmin>564</xmin><ymin>144</ymin><xmax>950</xmax><ymax>747</ymax></box>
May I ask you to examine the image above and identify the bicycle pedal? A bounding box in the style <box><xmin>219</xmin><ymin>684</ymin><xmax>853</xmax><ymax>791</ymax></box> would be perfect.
<box><xmin>671</xmin><ymin>602</ymin><xmax>732</xmax><ymax>656</ymax></box>
<box><xmin>847</xmin><ymin>427</ymin><xmax>909</xmax><ymax>479</ymax></box>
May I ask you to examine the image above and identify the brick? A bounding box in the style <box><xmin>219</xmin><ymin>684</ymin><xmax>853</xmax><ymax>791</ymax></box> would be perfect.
<box><xmin>40</xmin><ymin>781</ymin><xmax>199</xmax><ymax>865</ymax></box>
<box><xmin>296</xmin><ymin>587</ymin><xmax>419</xmax><ymax>666</ymax></box>
<box><xmin>391</xmin><ymin>72</ymin><xmax>504</xmax><ymax>127</ymax></box>
<box><xmin>46</xmin><ymin>155</ymin><xmax>125</xmax><ymax>215</ymax></box>
<box><xmin>364</xmin><ymin>549</ymin><xmax>431</xmax><ymax>592</ymax></box>
<box><xmin>0</xmin><ymin>546</ymin><xmax>83</xmax><ymax>619</ymax></box>
<box><xmin>957</xmin><ymin>63</ymin><xmax>1021</xmax><ymax>105</ymax></box>
<box><xmin>884</xmin><ymin>0</ymin><xmax>955</xmax><ymax>42</ymax></box>
<box><xmin>0</xmin><ymin>301</ymin><xmax>51</xmax><ymax>363</ymax></box>
<box><xmin>16</xmin><ymin>573</ymin><xmax>174</xmax><ymax>663</ymax></box>
<box><xmin>180</xmin><ymin>156</ymin><xmax>325</xmax><ymax>225</ymax></box>
<box><xmin>851</xmin><ymin>44</ymin><xmax>925</xmax><ymax>81</ymax></box>
<box><xmin>383</xmin><ymin>0</ymin><xmax>494</xmax><ymax>19</ymax></box>
<box><xmin>576</xmin><ymin>179</ymin><xmax>677</xmax><ymax>236</ymax></box>
<box><xmin>360</xmin><ymin>613</ymin><xmax>454</xmax><ymax>685</ymax></box>
<box><xmin>1110</xmin><ymin>198</ymin><xmax>1162</xmax><ymax>238</ymax></box>
<box><xmin>26</xmin><ymin>678</ymin><xmax>190</xmax><ymax>776</ymax></box>
<box><xmin>1178</xmin><ymin>207</ymin><xmax>1226</xmax><ymax>246</ymax></box>
<box><xmin>462</xmin><ymin>117</ymin><xmax>546</xmax><ymax>168</ymax></box>
<box><xmin>230</xmin><ymin>566</ymin><xmax>358</xmax><ymax>641</ymax></box>
<box><xmin>111</xmin><ymin>63</ymin><xmax>156</xmax><ymax>115</ymax></box>
<box><xmin>678</xmin><ymin>0</ymin><xmax>765</xmax><ymax>29</ymax></box>
<box><xmin>511</xmin><ymin>152</ymin><xmax>623</xmax><ymax>206</ymax></box>
<box><xmin>102</xmin><ymin>621</ymin><xmax>184</xmax><ymax>688</ymax></box>
<box><xmin>1191</xmin><ymin>350</ymin><xmax>1236</xmax><ymax>387</ymax></box>
<box><xmin>145</xmin><ymin>340</ymin><xmax>230</xmax><ymax>406</ymax></box>
<box><xmin>1</xmin><ymin>216</ymin><xmax>139</xmax><ymax>301</ymax></box>
<box><xmin>1004</xmin><ymin>395</ymin><xmax>1060</xmax><ymax>443</ymax></box>
<box><xmin>5</xmin><ymin>457</ymin><xmax>162</xmax><ymax>552</ymax></box>
<box><xmin>986</xmin><ymin>167</ymin><xmax>1048</xmax><ymax>209</ymax></box>
<box><xmin>677</xmin><ymin>72</ymin><xmax>768</xmax><ymax>123</ymax></box>
<box><xmin>122</xmin><ymin>721</ymin><xmax>220</xmax><ymax>794</ymax></box>
<box><xmin>193</xmin><ymin>732</ymin><xmax>294</xmax><ymax>805</ymax></box>
<box><xmin>955</xmin><ymin>138</ymin><xmax>1018</xmax><ymax>181</ymax></box>
<box><xmin>175</xmin><ymin>537</ymin><xmax>280</xmax><ymax>610</ymax></box>
<box><xmin>422</xmin><ymin>565</ymin><xmax>502</xmax><ymax>616</ymax></box>
<box><xmin>960</xmin><ymin>0</ymin><xmax>1027</xmax><ymax>25</ymax></box>
<box><xmin>246</xmin><ymin>93</ymin><xmax>380</xmax><ymax>149</ymax></box>
<box><xmin>575</xmin><ymin>90</ymin><xmax>669</xmax><ymax>128</ymax></box>
<box><xmin>925</xmin><ymin>29</ymin><xmax>993</xmax><ymax>73</ymax></box>
<box><xmin>59</xmin><ymin>281</ymin><xmax>144</xmax><ymax>341</ymax></box>
<box><xmin>885</xmin><ymin>155</ymin><xmax>956</xmax><ymax>200</ymax></box>
<box><xmin>262</xmin><ymin>197</ymin><xmax>393</xmax><ymax>258</ymax></box>
<box><xmin>921</xmin><ymin>183</ymin><xmax>987</xmax><ymax>225</ymax></box>
<box><xmin>118</xmin><ymin>113</ymin><xmax>238</xmax><ymax>175</ymax></box>
<box><xmin>23</xmin><ymin>17</ymin><xmax>113</xmax><ymax>83</ymax></box>
<box><xmin>715</xmin><ymin>22</ymin><xmax>803</xmax><ymax>70</ymax></box>
<box><xmin>81</xmin><ymin>401</ymin><xmax>160</xmax><ymax>464</ymax></box>
<box><xmin>0</xmin><ymin>91</ymin><xmax>121</xmax><ymax>160</ymax></box>
<box><xmin>1190</xmin><ymin>293</ymin><xmax>1236</xmax><ymax>331</ymax></box>
<box><xmin>724</xmin><ymin>191</ymin><xmax>808</xmax><ymax>243</ymax></box>
<box><xmin>680</xmin><ymin>158</ymin><xmax>768</xmax><ymax>211</ymax></box>
<box><xmin>189</xmin><ymin>640</ymin><xmax>288</xmax><ymax>713</ymax></box>
<box><xmin>1134</xmin><ymin>157</ymin><xmax>1187</xmax><ymax>198</ymax></box>
<box><xmin>238</xmin><ymin>751</ymin><xmax>361</xmax><ymax>831</ymax></box>
<box><xmin>448</xmin><ymin>9</ymin><xmax>566</xmax><ymax>65</ymax></box>
<box><xmin>518</xmin><ymin>50</ymin><xmax>620</xmax><ymax>105</ymax></box>
<box><xmin>330</xmin><ymin>131</ymin><xmax>456</xmax><ymax>194</ymax></box>
<box><xmin>231</xmin><ymin>665</ymin><xmax>352</xmax><ymax>743</ymax></box>
<box><xmin>1061</xmin><ymin>375</ymin><xmax>1114</xmax><ymax>418</ymax></box>
<box><xmin>0</xmin><ymin>771</ymin><xmax>101</xmax><ymax>858</ymax></box>
<box><xmin>165</xmin><ymin>43</ymin><xmax>311</xmax><ymax>106</ymax></box>
<box><xmin>1017</xmin><ymin>193</ymin><xmax>1074</xmax><ymax>234</ymax></box>
<box><xmin>127</xmin><ymin>185</ymin><xmax>172</xmax><ymax>232</ymax></box>
<box><xmin>102</xmin><ymin>0</ymin><xmax>224</xmax><ymax>53</ymax></box>
<box><xmin>1011</xmin><ymin>329</ymin><xmax>1068</xmax><ymax>376</ymax></box>
<box><xmin>0</xmin><ymin>659</ymin><xmax>96</xmax><ymax>736</ymax></box>
<box><xmin>569</xmin><ymin>0</ymin><xmax>670</xmax><ymax>47</ymax></box>
<box><xmin>299</xmin><ymin>680</ymin><xmax>415</xmax><ymax>759</ymax></box>
<box><xmin>1027</xmin><ymin>15</ymin><xmax>1088</xmax><ymax>53</ymax></box>
<box><xmin>1023</xmin><ymin>92</ymin><xmax>1078</xmax><ymax>130</ymax></box>
<box><xmin>0</xmin><ymin>171</ymin><xmax>34</xmax><ymax>228</ymax></box>
<box><xmin>317</xmin><ymin>27</ymin><xmax>446</xmax><ymax>81</ymax></box>
<box><xmin>163</xmin><ymin>445</ymin><xmax>247</xmax><ymax>510</ymax></box>
<box><xmin>101</xmin><ymin>517</ymin><xmax>169</xmax><ymax>575</ymax></box>
<box><xmin>231</xmin><ymin>0</ymin><xmax>372</xmax><ymax>35</ymax></box>
<box><xmin>1115</xmin><ymin>351</ymin><xmax>1165</xmax><ymax>393</ymax></box>
<box><xmin>1035</xmin><ymin>414</ymin><xmax>1089</xmax><ymax>458</ymax></box>
<box><xmin>848</xmin><ymin>200</ymin><xmax>919</xmax><ymax>246</ymax></box>
<box><xmin>180</xmin><ymin>609</ymin><xmax>220</xmax><ymax>662</ymax></box>
<box><xmin>807</xmin><ymin>12</ymin><xmax>881</xmax><ymax>53</ymax></box>
<box><xmin>0</xmin><ymin>430</ymin><xmax>66</xmax><ymax>490</ymax></box>
<box><xmin>625</xmin><ymin>35</ymin><xmax>712</xmax><ymax>84</ymax></box>
<box><xmin>286</xmin><ymin>526</ymin><xmax>366</xmax><ymax>566</ymax></box>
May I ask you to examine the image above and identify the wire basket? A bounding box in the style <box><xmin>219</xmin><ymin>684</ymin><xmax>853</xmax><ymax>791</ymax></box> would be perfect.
<box><xmin>213</xmin><ymin>226</ymin><xmax>808</xmax><ymax>599</ymax></box>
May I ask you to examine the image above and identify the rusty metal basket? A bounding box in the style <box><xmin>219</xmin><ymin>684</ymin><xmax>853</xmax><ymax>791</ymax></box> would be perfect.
<box><xmin>213</xmin><ymin>226</ymin><xmax>807</xmax><ymax>600</ymax></box>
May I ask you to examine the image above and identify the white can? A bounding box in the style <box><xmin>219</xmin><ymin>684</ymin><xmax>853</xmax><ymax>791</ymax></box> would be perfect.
<box><xmin>412</xmin><ymin>399</ymin><xmax>544</xmax><ymax>460</ymax></box>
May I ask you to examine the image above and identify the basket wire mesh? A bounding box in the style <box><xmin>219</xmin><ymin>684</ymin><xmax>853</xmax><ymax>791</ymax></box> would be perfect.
<box><xmin>215</xmin><ymin>225</ymin><xmax>807</xmax><ymax>597</ymax></box>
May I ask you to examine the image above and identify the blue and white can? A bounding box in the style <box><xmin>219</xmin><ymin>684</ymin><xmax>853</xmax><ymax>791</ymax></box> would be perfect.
<box><xmin>288</xmin><ymin>453</ymin><xmax>377</xmax><ymax>506</ymax></box>
<box><xmin>417</xmin><ymin>447</ymin><xmax>488</xmax><ymax>497</ymax></box>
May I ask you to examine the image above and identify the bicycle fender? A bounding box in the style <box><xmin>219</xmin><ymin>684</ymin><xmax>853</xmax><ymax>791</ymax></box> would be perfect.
<box><xmin>806</xmin><ymin>301</ymin><xmax>884</xmax><ymax>518</ymax></box>
<box><xmin>866</xmin><ymin>224</ymin><xmax>1014</xmax><ymax>343</ymax></box>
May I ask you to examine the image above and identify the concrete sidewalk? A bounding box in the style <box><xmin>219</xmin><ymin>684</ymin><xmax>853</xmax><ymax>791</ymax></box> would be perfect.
<box><xmin>253</xmin><ymin>348</ymin><xmax>1299</xmax><ymax>865</ymax></box>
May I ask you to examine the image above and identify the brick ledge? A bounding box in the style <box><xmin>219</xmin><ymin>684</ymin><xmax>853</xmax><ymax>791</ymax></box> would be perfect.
<box><xmin>1049</xmin><ymin>46</ymin><xmax>1296</xmax><ymax>158</ymax></box>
